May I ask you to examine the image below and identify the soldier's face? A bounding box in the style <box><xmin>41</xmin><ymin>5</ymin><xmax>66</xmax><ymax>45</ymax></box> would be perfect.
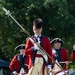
<box><xmin>73</xmin><ymin>44</ymin><xmax>75</xmax><ymax>50</ymax></box>
<box><xmin>20</xmin><ymin>49</ymin><xmax>25</xmax><ymax>54</ymax></box>
<box><xmin>54</xmin><ymin>42</ymin><xmax>61</xmax><ymax>49</ymax></box>
<box><xmin>33</xmin><ymin>26</ymin><xmax>42</xmax><ymax>35</ymax></box>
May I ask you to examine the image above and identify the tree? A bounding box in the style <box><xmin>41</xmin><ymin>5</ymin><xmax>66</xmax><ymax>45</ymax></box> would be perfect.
<box><xmin>0</xmin><ymin>0</ymin><xmax>75</xmax><ymax>61</ymax></box>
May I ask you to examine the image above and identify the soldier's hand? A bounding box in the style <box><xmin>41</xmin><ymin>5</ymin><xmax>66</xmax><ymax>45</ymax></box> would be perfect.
<box><xmin>66</xmin><ymin>61</ymin><xmax>70</xmax><ymax>65</ymax></box>
<box><xmin>13</xmin><ymin>71</ymin><xmax>18</xmax><ymax>75</ymax></box>
<box><xmin>47</xmin><ymin>65</ymin><xmax>52</xmax><ymax>72</ymax></box>
<box><xmin>73</xmin><ymin>44</ymin><xmax>75</xmax><ymax>50</ymax></box>
<box><xmin>14</xmin><ymin>74</ymin><xmax>18</xmax><ymax>75</ymax></box>
<box><xmin>32</xmin><ymin>44</ymin><xmax>40</xmax><ymax>51</ymax></box>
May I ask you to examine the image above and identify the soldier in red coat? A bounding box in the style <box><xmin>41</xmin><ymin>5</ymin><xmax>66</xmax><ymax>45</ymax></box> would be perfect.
<box><xmin>71</xmin><ymin>44</ymin><xmax>75</xmax><ymax>60</ymax></box>
<box><xmin>51</xmin><ymin>38</ymin><xmax>69</xmax><ymax>70</ymax></box>
<box><xmin>25</xmin><ymin>18</ymin><xmax>52</xmax><ymax>75</ymax></box>
<box><xmin>9</xmin><ymin>44</ymin><xmax>29</xmax><ymax>75</ymax></box>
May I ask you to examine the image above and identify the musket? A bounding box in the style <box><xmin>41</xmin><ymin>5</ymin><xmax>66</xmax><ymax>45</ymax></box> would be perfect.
<box><xmin>59</xmin><ymin>61</ymin><xmax>72</xmax><ymax>64</ymax></box>
<box><xmin>2</xmin><ymin>7</ymin><xmax>68</xmax><ymax>75</ymax></box>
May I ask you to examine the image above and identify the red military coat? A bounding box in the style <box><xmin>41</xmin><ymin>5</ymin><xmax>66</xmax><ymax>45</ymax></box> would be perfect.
<box><xmin>9</xmin><ymin>54</ymin><xmax>29</xmax><ymax>73</ymax></box>
<box><xmin>25</xmin><ymin>36</ymin><xmax>52</xmax><ymax>68</ymax></box>
<box><xmin>71</xmin><ymin>50</ymin><xmax>75</xmax><ymax>60</ymax></box>
<box><xmin>52</xmin><ymin>48</ymin><xmax>69</xmax><ymax>69</ymax></box>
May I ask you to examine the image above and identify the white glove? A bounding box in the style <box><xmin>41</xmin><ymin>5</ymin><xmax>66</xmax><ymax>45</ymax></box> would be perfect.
<box><xmin>24</xmin><ymin>74</ymin><xmax>28</xmax><ymax>75</ymax></box>
<box><xmin>33</xmin><ymin>44</ymin><xmax>40</xmax><ymax>50</ymax></box>
<box><xmin>47</xmin><ymin>65</ymin><xmax>52</xmax><ymax>68</ymax></box>
<box><xmin>13</xmin><ymin>71</ymin><xmax>18</xmax><ymax>75</ymax></box>
<box><xmin>47</xmin><ymin>65</ymin><xmax>52</xmax><ymax>72</ymax></box>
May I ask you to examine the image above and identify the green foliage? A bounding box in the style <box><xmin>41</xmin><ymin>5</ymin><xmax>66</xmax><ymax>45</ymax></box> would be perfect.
<box><xmin>0</xmin><ymin>0</ymin><xmax>75</xmax><ymax>64</ymax></box>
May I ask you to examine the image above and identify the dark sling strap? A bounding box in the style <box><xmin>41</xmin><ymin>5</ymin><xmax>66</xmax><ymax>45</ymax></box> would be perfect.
<box><xmin>16</xmin><ymin>55</ymin><xmax>28</xmax><ymax>73</ymax></box>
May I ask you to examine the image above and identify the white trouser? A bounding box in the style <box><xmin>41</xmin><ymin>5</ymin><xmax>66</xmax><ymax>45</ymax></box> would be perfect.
<box><xmin>28</xmin><ymin>57</ymin><xmax>47</xmax><ymax>75</ymax></box>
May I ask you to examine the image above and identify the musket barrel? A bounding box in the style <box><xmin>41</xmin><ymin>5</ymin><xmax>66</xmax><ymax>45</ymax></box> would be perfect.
<box><xmin>2</xmin><ymin>7</ymin><xmax>67</xmax><ymax>75</ymax></box>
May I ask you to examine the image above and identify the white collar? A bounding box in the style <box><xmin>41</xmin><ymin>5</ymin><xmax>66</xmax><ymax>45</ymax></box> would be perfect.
<box><xmin>34</xmin><ymin>34</ymin><xmax>41</xmax><ymax>38</ymax></box>
<box><xmin>20</xmin><ymin>53</ymin><xmax>25</xmax><ymax>56</ymax></box>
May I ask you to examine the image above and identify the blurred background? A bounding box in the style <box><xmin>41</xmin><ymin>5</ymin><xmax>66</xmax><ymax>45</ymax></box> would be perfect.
<box><xmin>0</xmin><ymin>0</ymin><xmax>75</xmax><ymax>74</ymax></box>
